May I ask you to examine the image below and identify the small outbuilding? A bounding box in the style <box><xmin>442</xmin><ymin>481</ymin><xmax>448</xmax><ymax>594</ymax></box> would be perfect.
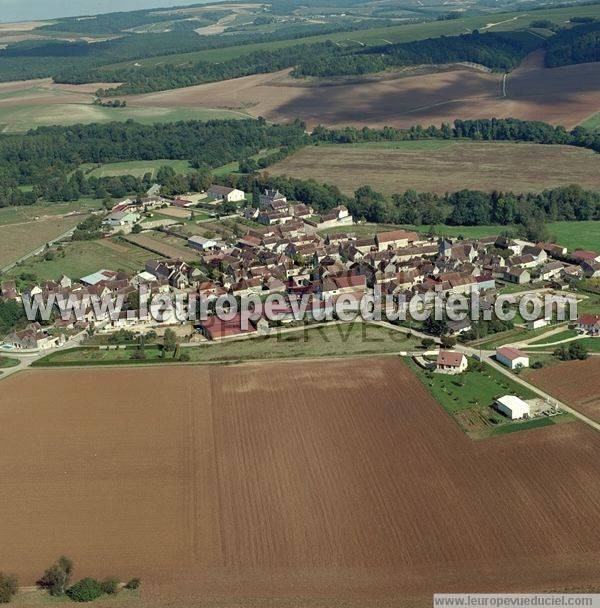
<box><xmin>496</xmin><ymin>346</ymin><xmax>530</xmax><ymax>370</ymax></box>
<box><xmin>495</xmin><ymin>395</ymin><xmax>530</xmax><ymax>420</ymax></box>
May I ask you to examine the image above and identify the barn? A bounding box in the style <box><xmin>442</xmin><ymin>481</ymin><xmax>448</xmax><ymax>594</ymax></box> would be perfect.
<box><xmin>495</xmin><ymin>395</ymin><xmax>531</xmax><ymax>420</ymax></box>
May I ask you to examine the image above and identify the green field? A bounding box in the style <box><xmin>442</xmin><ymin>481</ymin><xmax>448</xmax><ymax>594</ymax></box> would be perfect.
<box><xmin>0</xmin><ymin>355</ymin><xmax>19</xmax><ymax>368</ymax></box>
<box><xmin>581</xmin><ymin>112</ymin><xmax>600</xmax><ymax>131</ymax></box>
<box><xmin>82</xmin><ymin>159</ymin><xmax>194</xmax><ymax>179</ymax></box>
<box><xmin>34</xmin><ymin>323</ymin><xmax>420</xmax><ymax>366</ymax></box>
<box><xmin>545</xmin><ymin>221</ymin><xmax>600</xmax><ymax>252</ymax></box>
<box><xmin>527</xmin><ymin>329</ymin><xmax>578</xmax><ymax>346</ymax></box>
<box><xmin>0</xmin><ymin>104</ymin><xmax>251</xmax><ymax>133</ymax></box>
<box><xmin>7</xmin><ymin>238</ymin><xmax>153</xmax><ymax>281</ymax></box>
<box><xmin>100</xmin><ymin>4</ymin><xmax>600</xmax><ymax>71</ymax></box>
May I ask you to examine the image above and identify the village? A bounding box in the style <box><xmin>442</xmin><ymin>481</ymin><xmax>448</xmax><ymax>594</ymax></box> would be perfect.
<box><xmin>1</xmin><ymin>181</ymin><xmax>599</xmax><ymax>431</ymax></box>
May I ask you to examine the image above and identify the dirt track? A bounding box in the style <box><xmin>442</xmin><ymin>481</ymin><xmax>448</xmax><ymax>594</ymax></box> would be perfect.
<box><xmin>3</xmin><ymin>359</ymin><xmax>600</xmax><ymax>605</ymax></box>
<box><xmin>130</xmin><ymin>58</ymin><xmax>600</xmax><ymax>129</ymax></box>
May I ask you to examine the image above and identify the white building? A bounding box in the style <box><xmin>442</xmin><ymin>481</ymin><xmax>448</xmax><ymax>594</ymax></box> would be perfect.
<box><xmin>207</xmin><ymin>185</ymin><xmax>245</xmax><ymax>203</ymax></box>
<box><xmin>496</xmin><ymin>346</ymin><xmax>530</xmax><ymax>369</ymax></box>
<box><xmin>435</xmin><ymin>350</ymin><xmax>468</xmax><ymax>375</ymax></box>
<box><xmin>495</xmin><ymin>395</ymin><xmax>530</xmax><ymax>420</ymax></box>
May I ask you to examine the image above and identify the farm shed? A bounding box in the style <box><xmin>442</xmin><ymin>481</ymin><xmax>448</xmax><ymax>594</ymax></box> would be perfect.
<box><xmin>495</xmin><ymin>395</ymin><xmax>530</xmax><ymax>420</ymax></box>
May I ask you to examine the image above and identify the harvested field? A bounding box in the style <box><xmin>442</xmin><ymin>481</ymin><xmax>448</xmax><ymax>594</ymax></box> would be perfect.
<box><xmin>3</xmin><ymin>359</ymin><xmax>600</xmax><ymax>606</ymax></box>
<box><xmin>270</xmin><ymin>141</ymin><xmax>600</xmax><ymax>194</ymax></box>
<box><xmin>130</xmin><ymin>58</ymin><xmax>600</xmax><ymax>129</ymax></box>
<box><xmin>0</xmin><ymin>215</ymin><xmax>82</xmax><ymax>268</ymax></box>
<box><xmin>525</xmin><ymin>358</ymin><xmax>600</xmax><ymax>423</ymax></box>
<box><xmin>124</xmin><ymin>232</ymin><xmax>197</xmax><ymax>260</ymax></box>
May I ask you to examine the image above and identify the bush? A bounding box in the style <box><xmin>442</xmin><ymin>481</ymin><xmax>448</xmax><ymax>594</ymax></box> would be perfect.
<box><xmin>124</xmin><ymin>578</ymin><xmax>141</xmax><ymax>590</ymax></box>
<box><xmin>66</xmin><ymin>578</ymin><xmax>103</xmax><ymax>602</ymax></box>
<box><xmin>130</xmin><ymin>348</ymin><xmax>147</xmax><ymax>360</ymax></box>
<box><xmin>421</xmin><ymin>338</ymin><xmax>435</xmax><ymax>349</ymax></box>
<box><xmin>531</xmin><ymin>360</ymin><xmax>544</xmax><ymax>369</ymax></box>
<box><xmin>0</xmin><ymin>573</ymin><xmax>18</xmax><ymax>604</ymax></box>
<box><xmin>100</xmin><ymin>577</ymin><xmax>120</xmax><ymax>595</ymax></box>
<box><xmin>440</xmin><ymin>335</ymin><xmax>457</xmax><ymax>348</ymax></box>
<box><xmin>179</xmin><ymin>350</ymin><xmax>191</xmax><ymax>362</ymax></box>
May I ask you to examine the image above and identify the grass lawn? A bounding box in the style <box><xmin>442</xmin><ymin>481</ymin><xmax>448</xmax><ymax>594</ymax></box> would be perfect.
<box><xmin>7</xmin><ymin>238</ymin><xmax>152</xmax><ymax>281</ymax></box>
<box><xmin>0</xmin><ymin>104</ymin><xmax>251</xmax><ymax>133</ymax></box>
<box><xmin>35</xmin><ymin>323</ymin><xmax>420</xmax><ymax>366</ymax></box>
<box><xmin>527</xmin><ymin>329</ymin><xmax>578</xmax><ymax>346</ymax></box>
<box><xmin>0</xmin><ymin>355</ymin><xmax>19</xmax><ymax>368</ymax></box>
<box><xmin>546</xmin><ymin>221</ymin><xmax>600</xmax><ymax>252</ymax></box>
<box><xmin>82</xmin><ymin>159</ymin><xmax>194</xmax><ymax>179</ymax></box>
<box><xmin>403</xmin><ymin>224</ymin><xmax>510</xmax><ymax>240</ymax></box>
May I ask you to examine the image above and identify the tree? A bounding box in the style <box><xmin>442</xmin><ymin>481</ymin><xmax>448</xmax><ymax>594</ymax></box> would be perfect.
<box><xmin>37</xmin><ymin>556</ymin><xmax>73</xmax><ymax>597</ymax></box>
<box><xmin>163</xmin><ymin>328</ymin><xmax>179</xmax><ymax>352</ymax></box>
<box><xmin>440</xmin><ymin>335</ymin><xmax>457</xmax><ymax>348</ymax></box>
<box><xmin>421</xmin><ymin>338</ymin><xmax>435</xmax><ymax>349</ymax></box>
<box><xmin>0</xmin><ymin>573</ymin><xmax>18</xmax><ymax>604</ymax></box>
<box><xmin>66</xmin><ymin>578</ymin><xmax>103</xmax><ymax>602</ymax></box>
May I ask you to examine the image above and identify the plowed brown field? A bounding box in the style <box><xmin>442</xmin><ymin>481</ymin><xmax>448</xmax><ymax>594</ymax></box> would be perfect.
<box><xmin>129</xmin><ymin>57</ymin><xmax>600</xmax><ymax>129</ymax></box>
<box><xmin>525</xmin><ymin>358</ymin><xmax>600</xmax><ymax>423</ymax></box>
<box><xmin>2</xmin><ymin>359</ymin><xmax>600</xmax><ymax>606</ymax></box>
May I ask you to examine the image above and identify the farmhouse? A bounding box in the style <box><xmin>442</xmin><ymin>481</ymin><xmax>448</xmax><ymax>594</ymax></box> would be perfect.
<box><xmin>572</xmin><ymin>250</ymin><xmax>600</xmax><ymax>264</ymax></box>
<box><xmin>197</xmin><ymin>313</ymin><xmax>257</xmax><ymax>340</ymax></box>
<box><xmin>504</xmin><ymin>267</ymin><xmax>531</xmax><ymax>284</ymax></box>
<box><xmin>5</xmin><ymin>323</ymin><xmax>62</xmax><ymax>350</ymax></box>
<box><xmin>103</xmin><ymin>210</ymin><xmax>140</xmax><ymax>230</ymax></box>
<box><xmin>577</xmin><ymin>314</ymin><xmax>600</xmax><ymax>335</ymax></box>
<box><xmin>207</xmin><ymin>185</ymin><xmax>245</xmax><ymax>203</ymax></box>
<box><xmin>496</xmin><ymin>346</ymin><xmax>530</xmax><ymax>369</ymax></box>
<box><xmin>435</xmin><ymin>350</ymin><xmax>467</xmax><ymax>375</ymax></box>
<box><xmin>495</xmin><ymin>395</ymin><xmax>530</xmax><ymax>420</ymax></box>
<box><xmin>80</xmin><ymin>269</ymin><xmax>118</xmax><ymax>286</ymax></box>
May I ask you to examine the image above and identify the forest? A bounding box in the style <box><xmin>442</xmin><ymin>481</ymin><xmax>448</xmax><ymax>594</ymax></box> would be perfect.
<box><xmin>545</xmin><ymin>21</ymin><xmax>600</xmax><ymax>66</ymax></box>
<box><xmin>293</xmin><ymin>31</ymin><xmax>542</xmax><ymax>77</ymax></box>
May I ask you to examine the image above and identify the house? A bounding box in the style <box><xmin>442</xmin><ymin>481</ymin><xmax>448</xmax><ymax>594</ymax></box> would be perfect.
<box><xmin>581</xmin><ymin>261</ymin><xmax>600</xmax><ymax>278</ymax></box>
<box><xmin>376</xmin><ymin>229</ymin><xmax>417</xmax><ymax>251</ymax></box>
<box><xmin>435</xmin><ymin>350</ymin><xmax>468</xmax><ymax>374</ymax></box>
<box><xmin>538</xmin><ymin>261</ymin><xmax>564</xmax><ymax>281</ymax></box>
<box><xmin>572</xmin><ymin>250</ymin><xmax>600</xmax><ymax>264</ymax></box>
<box><xmin>577</xmin><ymin>314</ymin><xmax>600</xmax><ymax>335</ymax></box>
<box><xmin>5</xmin><ymin>323</ymin><xmax>62</xmax><ymax>350</ymax></box>
<box><xmin>207</xmin><ymin>185</ymin><xmax>245</xmax><ymax>203</ymax></box>
<box><xmin>527</xmin><ymin>318</ymin><xmax>550</xmax><ymax>330</ymax></box>
<box><xmin>0</xmin><ymin>280</ymin><xmax>19</xmax><ymax>300</ymax></box>
<box><xmin>503</xmin><ymin>267</ymin><xmax>530</xmax><ymax>284</ymax></box>
<box><xmin>496</xmin><ymin>346</ymin><xmax>530</xmax><ymax>369</ymax></box>
<box><xmin>197</xmin><ymin>313</ymin><xmax>256</xmax><ymax>340</ymax></box>
<box><xmin>259</xmin><ymin>189</ymin><xmax>287</xmax><ymax>208</ymax></box>
<box><xmin>495</xmin><ymin>395</ymin><xmax>530</xmax><ymax>420</ymax></box>
<box><xmin>103</xmin><ymin>210</ymin><xmax>140</xmax><ymax>229</ymax></box>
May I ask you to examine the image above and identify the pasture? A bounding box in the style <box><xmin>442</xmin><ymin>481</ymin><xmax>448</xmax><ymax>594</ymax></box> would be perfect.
<box><xmin>123</xmin><ymin>232</ymin><xmax>197</xmax><ymax>260</ymax></box>
<box><xmin>6</xmin><ymin>238</ymin><xmax>153</xmax><ymax>281</ymax></box>
<box><xmin>270</xmin><ymin>141</ymin><xmax>600</xmax><ymax>194</ymax></box>
<box><xmin>3</xmin><ymin>358</ymin><xmax>600</xmax><ymax>604</ymax></box>
<box><xmin>582</xmin><ymin>112</ymin><xmax>600</xmax><ymax>130</ymax></box>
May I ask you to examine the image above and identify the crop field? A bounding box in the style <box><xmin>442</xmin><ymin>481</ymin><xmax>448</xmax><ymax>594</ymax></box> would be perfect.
<box><xmin>129</xmin><ymin>54</ymin><xmax>600</xmax><ymax>130</ymax></box>
<box><xmin>525</xmin><ymin>358</ymin><xmax>600</xmax><ymax>423</ymax></box>
<box><xmin>3</xmin><ymin>358</ymin><xmax>600</xmax><ymax>604</ymax></box>
<box><xmin>0</xmin><ymin>199</ymin><xmax>101</xmax><ymax>227</ymax></box>
<box><xmin>270</xmin><ymin>141</ymin><xmax>600</xmax><ymax>194</ymax></box>
<box><xmin>546</xmin><ymin>221</ymin><xmax>600</xmax><ymax>252</ymax></box>
<box><xmin>0</xmin><ymin>215</ymin><xmax>82</xmax><ymax>268</ymax></box>
<box><xmin>6</xmin><ymin>238</ymin><xmax>154</xmax><ymax>281</ymax></box>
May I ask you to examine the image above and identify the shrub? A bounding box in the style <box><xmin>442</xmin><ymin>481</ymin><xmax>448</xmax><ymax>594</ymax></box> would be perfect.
<box><xmin>179</xmin><ymin>350</ymin><xmax>191</xmax><ymax>362</ymax></box>
<box><xmin>421</xmin><ymin>338</ymin><xmax>435</xmax><ymax>349</ymax></box>
<box><xmin>66</xmin><ymin>578</ymin><xmax>103</xmax><ymax>602</ymax></box>
<box><xmin>531</xmin><ymin>360</ymin><xmax>544</xmax><ymax>369</ymax></box>
<box><xmin>124</xmin><ymin>578</ymin><xmax>141</xmax><ymax>590</ymax></box>
<box><xmin>100</xmin><ymin>577</ymin><xmax>120</xmax><ymax>595</ymax></box>
<box><xmin>0</xmin><ymin>573</ymin><xmax>18</xmax><ymax>604</ymax></box>
<box><xmin>130</xmin><ymin>348</ymin><xmax>147</xmax><ymax>360</ymax></box>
